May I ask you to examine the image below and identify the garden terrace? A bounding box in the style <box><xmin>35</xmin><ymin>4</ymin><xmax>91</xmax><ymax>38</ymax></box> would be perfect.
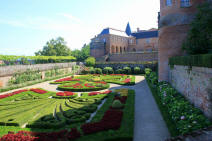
<box><xmin>0</xmin><ymin>85</ymin><xmax>135</xmax><ymax>141</ymax></box>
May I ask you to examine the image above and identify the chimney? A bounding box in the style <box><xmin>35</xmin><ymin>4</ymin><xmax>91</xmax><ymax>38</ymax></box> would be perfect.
<box><xmin>137</xmin><ymin>28</ymin><xmax>140</xmax><ymax>32</ymax></box>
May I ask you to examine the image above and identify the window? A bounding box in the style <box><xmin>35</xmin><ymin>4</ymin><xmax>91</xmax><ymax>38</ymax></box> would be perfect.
<box><xmin>136</xmin><ymin>39</ymin><xmax>138</xmax><ymax>45</ymax></box>
<box><xmin>181</xmin><ymin>0</ymin><xmax>190</xmax><ymax>7</ymax></box>
<box><xmin>166</xmin><ymin>0</ymin><xmax>172</xmax><ymax>6</ymax></box>
<box><xmin>146</xmin><ymin>39</ymin><xmax>150</xmax><ymax>44</ymax></box>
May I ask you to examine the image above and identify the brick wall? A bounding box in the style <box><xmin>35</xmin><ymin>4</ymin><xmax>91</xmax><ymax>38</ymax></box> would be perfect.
<box><xmin>108</xmin><ymin>52</ymin><xmax>158</xmax><ymax>62</ymax></box>
<box><xmin>169</xmin><ymin>65</ymin><xmax>212</xmax><ymax>119</ymax></box>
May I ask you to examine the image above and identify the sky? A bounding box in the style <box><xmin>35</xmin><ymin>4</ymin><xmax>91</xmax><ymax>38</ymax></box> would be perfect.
<box><xmin>0</xmin><ymin>0</ymin><xmax>160</xmax><ymax>56</ymax></box>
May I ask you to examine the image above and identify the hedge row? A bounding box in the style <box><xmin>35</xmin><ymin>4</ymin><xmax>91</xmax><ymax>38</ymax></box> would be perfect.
<box><xmin>169</xmin><ymin>54</ymin><xmax>212</xmax><ymax>68</ymax></box>
<box><xmin>0</xmin><ymin>55</ymin><xmax>76</xmax><ymax>65</ymax></box>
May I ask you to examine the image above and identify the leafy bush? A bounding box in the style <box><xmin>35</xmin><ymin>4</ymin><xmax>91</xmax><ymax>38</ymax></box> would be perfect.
<box><xmin>85</xmin><ymin>57</ymin><xmax>96</xmax><ymax>67</ymax></box>
<box><xmin>144</xmin><ymin>68</ymin><xmax>152</xmax><ymax>77</ymax></box>
<box><xmin>145</xmin><ymin>70</ymin><xmax>211</xmax><ymax>135</ymax></box>
<box><xmin>112</xmin><ymin>100</ymin><xmax>123</xmax><ymax>109</ymax></box>
<box><xmin>115</xmin><ymin>69</ymin><xmax>124</xmax><ymax>74</ymax></box>
<box><xmin>182</xmin><ymin>2</ymin><xmax>212</xmax><ymax>55</ymax></box>
<box><xmin>103</xmin><ymin>67</ymin><xmax>114</xmax><ymax>74</ymax></box>
<box><xmin>123</xmin><ymin>67</ymin><xmax>131</xmax><ymax>74</ymax></box>
<box><xmin>9</xmin><ymin>69</ymin><xmax>42</xmax><ymax>85</ymax></box>
<box><xmin>95</xmin><ymin>68</ymin><xmax>102</xmax><ymax>74</ymax></box>
<box><xmin>133</xmin><ymin>67</ymin><xmax>141</xmax><ymax>74</ymax></box>
<box><xmin>89</xmin><ymin>67</ymin><xmax>95</xmax><ymax>74</ymax></box>
<box><xmin>169</xmin><ymin>54</ymin><xmax>212</xmax><ymax>68</ymax></box>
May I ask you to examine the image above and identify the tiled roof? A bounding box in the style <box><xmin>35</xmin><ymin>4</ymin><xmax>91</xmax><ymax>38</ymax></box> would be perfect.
<box><xmin>131</xmin><ymin>30</ymin><xmax>158</xmax><ymax>39</ymax></box>
<box><xmin>100</xmin><ymin>28</ymin><xmax>129</xmax><ymax>37</ymax></box>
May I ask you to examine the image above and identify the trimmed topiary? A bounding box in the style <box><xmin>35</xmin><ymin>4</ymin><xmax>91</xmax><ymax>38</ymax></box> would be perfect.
<box><xmin>112</xmin><ymin>99</ymin><xmax>123</xmax><ymax>109</ymax></box>
<box><xmin>95</xmin><ymin>68</ymin><xmax>102</xmax><ymax>74</ymax></box>
<box><xmin>133</xmin><ymin>67</ymin><xmax>141</xmax><ymax>74</ymax></box>
<box><xmin>123</xmin><ymin>67</ymin><xmax>131</xmax><ymax>74</ymax></box>
<box><xmin>103</xmin><ymin>67</ymin><xmax>114</xmax><ymax>74</ymax></box>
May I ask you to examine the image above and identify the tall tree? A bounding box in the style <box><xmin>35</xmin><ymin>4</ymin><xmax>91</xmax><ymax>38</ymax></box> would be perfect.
<box><xmin>71</xmin><ymin>44</ymin><xmax>90</xmax><ymax>61</ymax></box>
<box><xmin>35</xmin><ymin>37</ymin><xmax>72</xmax><ymax>56</ymax></box>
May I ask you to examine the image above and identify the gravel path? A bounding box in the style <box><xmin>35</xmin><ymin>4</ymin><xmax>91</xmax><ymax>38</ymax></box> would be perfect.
<box><xmin>0</xmin><ymin>75</ymin><xmax>170</xmax><ymax>140</ymax></box>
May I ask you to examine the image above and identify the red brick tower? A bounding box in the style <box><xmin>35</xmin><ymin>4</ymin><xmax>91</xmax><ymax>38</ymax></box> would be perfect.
<box><xmin>158</xmin><ymin>0</ymin><xmax>206</xmax><ymax>81</ymax></box>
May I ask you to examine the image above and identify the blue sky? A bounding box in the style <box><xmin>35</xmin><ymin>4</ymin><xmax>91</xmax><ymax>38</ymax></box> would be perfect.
<box><xmin>0</xmin><ymin>0</ymin><xmax>160</xmax><ymax>56</ymax></box>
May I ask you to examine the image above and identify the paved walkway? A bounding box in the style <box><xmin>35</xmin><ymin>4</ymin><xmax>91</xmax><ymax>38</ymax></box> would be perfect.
<box><xmin>0</xmin><ymin>75</ymin><xmax>170</xmax><ymax>141</ymax></box>
<box><xmin>110</xmin><ymin>76</ymin><xmax>170</xmax><ymax>141</ymax></box>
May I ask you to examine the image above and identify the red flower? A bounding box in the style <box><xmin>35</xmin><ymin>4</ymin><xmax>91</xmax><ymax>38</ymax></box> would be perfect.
<box><xmin>94</xmin><ymin>81</ymin><xmax>107</xmax><ymax>84</ymax></box>
<box><xmin>30</xmin><ymin>88</ymin><xmax>47</xmax><ymax>94</ymax></box>
<box><xmin>88</xmin><ymin>92</ymin><xmax>100</xmax><ymax>96</ymax></box>
<box><xmin>72</xmin><ymin>83</ymin><xmax>83</xmax><ymax>88</ymax></box>
<box><xmin>81</xmin><ymin>110</ymin><xmax>123</xmax><ymax>135</ymax></box>
<box><xmin>1</xmin><ymin>129</ymin><xmax>81</xmax><ymax>141</ymax></box>
<box><xmin>123</xmin><ymin>78</ymin><xmax>131</xmax><ymax>83</ymax></box>
<box><xmin>0</xmin><ymin>89</ymin><xmax>28</xmax><ymax>100</ymax></box>
<box><xmin>101</xmin><ymin>90</ymin><xmax>112</xmax><ymax>94</ymax></box>
<box><xmin>55</xmin><ymin>77</ymin><xmax>73</xmax><ymax>82</ymax></box>
<box><xmin>56</xmin><ymin>91</ymin><xmax>75</xmax><ymax>96</ymax></box>
<box><xmin>84</xmin><ymin>83</ymin><xmax>95</xmax><ymax>88</ymax></box>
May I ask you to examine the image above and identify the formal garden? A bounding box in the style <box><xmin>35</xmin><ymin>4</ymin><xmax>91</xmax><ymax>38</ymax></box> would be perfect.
<box><xmin>0</xmin><ymin>72</ymin><xmax>135</xmax><ymax>141</ymax></box>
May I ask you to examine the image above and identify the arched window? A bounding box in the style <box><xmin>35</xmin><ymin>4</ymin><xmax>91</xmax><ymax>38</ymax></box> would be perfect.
<box><xmin>181</xmin><ymin>0</ymin><xmax>190</xmax><ymax>7</ymax></box>
<box><xmin>166</xmin><ymin>0</ymin><xmax>172</xmax><ymax>6</ymax></box>
<box><xmin>133</xmin><ymin>48</ymin><xmax>136</xmax><ymax>52</ymax></box>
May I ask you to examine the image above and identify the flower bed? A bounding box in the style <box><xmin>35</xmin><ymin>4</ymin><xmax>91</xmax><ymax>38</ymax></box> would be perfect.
<box><xmin>0</xmin><ymin>128</ymin><xmax>81</xmax><ymax>141</ymax></box>
<box><xmin>0</xmin><ymin>89</ymin><xmax>135</xmax><ymax>141</ymax></box>
<box><xmin>56</xmin><ymin>91</ymin><xmax>75</xmax><ymax>96</ymax></box>
<box><xmin>53</xmin><ymin>91</ymin><xmax>77</xmax><ymax>99</ymax></box>
<box><xmin>81</xmin><ymin>109</ymin><xmax>123</xmax><ymax>135</ymax></box>
<box><xmin>50</xmin><ymin>76</ymin><xmax>81</xmax><ymax>84</ymax></box>
<box><xmin>88</xmin><ymin>90</ymin><xmax>112</xmax><ymax>96</ymax></box>
<box><xmin>30</xmin><ymin>88</ymin><xmax>47</xmax><ymax>94</ymax></box>
<box><xmin>58</xmin><ymin>81</ymin><xmax>110</xmax><ymax>92</ymax></box>
<box><xmin>145</xmin><ymin>69</ymin><xmax>212</xmax><ymax>135</ymax></box>
<box><xmin>0</xmin><ymin>89</ymin><xmax>28</xmax><ymax>99</ymax></box>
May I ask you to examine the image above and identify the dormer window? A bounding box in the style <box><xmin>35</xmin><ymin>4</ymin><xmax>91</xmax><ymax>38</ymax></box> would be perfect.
<box><xmin>166</xmin><ymin>0</ymin><xmax>172</xmax><ymax>6</ymax></box>
<box><xmin>181</xmin><ymin>0</ymin><xmax>191</xmax><ymax>7</ymax></box>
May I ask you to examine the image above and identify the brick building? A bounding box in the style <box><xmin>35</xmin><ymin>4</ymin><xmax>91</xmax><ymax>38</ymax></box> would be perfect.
<box><xmin>158</xmin><ymin>0</ymin><xmax>207</xmax><ymax>81</ymax></box>
<box><xmin>90</xmin><ymin>23</ymin><xmax>158</xmax><ymax>61</ymax></box>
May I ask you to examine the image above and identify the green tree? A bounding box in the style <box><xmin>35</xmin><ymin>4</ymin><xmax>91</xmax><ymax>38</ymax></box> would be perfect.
<box><xmin>182</xmin><ymin>2</ymin><xmax>212</xmax><ymax>55</ymax></box>
<box><xmin>71</xmin><ymin>44</ymin><xmax>90</xmax><ymax>61</ymax></box>
<box><xmin>35</xmin><ymin>37</ymin><xmax>72</xmax><ymax>56</ymax></box>
<box><xmin>85</xmin><ymin>57</ymin><xmax>95</xmax><ymax>67</ymax></box>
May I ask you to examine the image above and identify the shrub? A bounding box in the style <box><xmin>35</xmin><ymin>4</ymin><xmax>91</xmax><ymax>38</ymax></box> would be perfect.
<box><xmin>144</xmin><ymin>68</ymin><xmax>152</xmax><ymax>76</ymax></box>
<box><xmin>112</xmin><ymin>100</ymin><xmax>123</xmax><ymax>109</ymax></box>
<box><xmin>95</xmin><ymin>68</ymin><xmax>102</xmax><ymax>74</ymax></box>
<box><xmin>123</xmin><ymin>67</ymin><xmax>131</xmax><ymax>74</ymax></box>
<box><xmin>85</xmin><ymin>57</ymin><xmax>96</xmax><ymax>67</ymax></box>
<box><xmin>103</xmin><ymin>67</ymin><xmax>114</xmax><ymax>74</ymax></box>
<box><xmin>133</xmin><ymin>67</ymin><xmax>141</xmax><ymax>74</ymax></box>
<box><xmin>115</xmin><ymin>69</ymin><xmax>124</xmax><ymax>74</ymax></box>
<box><xmin>89</xmin><ymin>67</ymin><xmax>95</xmax><ymax>74</ymax></box>
<box><xmin>182</xmin><ymin>2</ymin><xmax>212</xmax><ymax>55</ymax></box>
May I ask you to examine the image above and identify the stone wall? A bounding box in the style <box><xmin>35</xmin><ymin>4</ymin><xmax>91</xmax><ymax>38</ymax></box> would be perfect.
<box><xmin>0</xmin><ymin>62</ymin><xmax>83</xmax><ymax>88</ymax></box>
<box><xmin>108</xmin><ymin>52</ymin><xmax>158</xmax><ymax>62</ymax></box>
<box><xmin>0</xmin><ymin>62</ymin><xmax>78</xmax><ymax>77</ymax></box>
<box><xmin>169</xmin><ymin>65</ymin><xmax>212</xmax><ymax>118</ymax></box>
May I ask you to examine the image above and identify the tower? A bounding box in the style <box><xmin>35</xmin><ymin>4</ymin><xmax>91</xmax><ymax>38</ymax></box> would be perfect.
<box><xmin>125</xmin><ymin>22</ymin><xmax>132</xmax><ymax>36</ymax></box>
<box><xmin>158</xmin><ymin>0</ymin><xmax>206</xmax><ymax>81</ymax></box>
